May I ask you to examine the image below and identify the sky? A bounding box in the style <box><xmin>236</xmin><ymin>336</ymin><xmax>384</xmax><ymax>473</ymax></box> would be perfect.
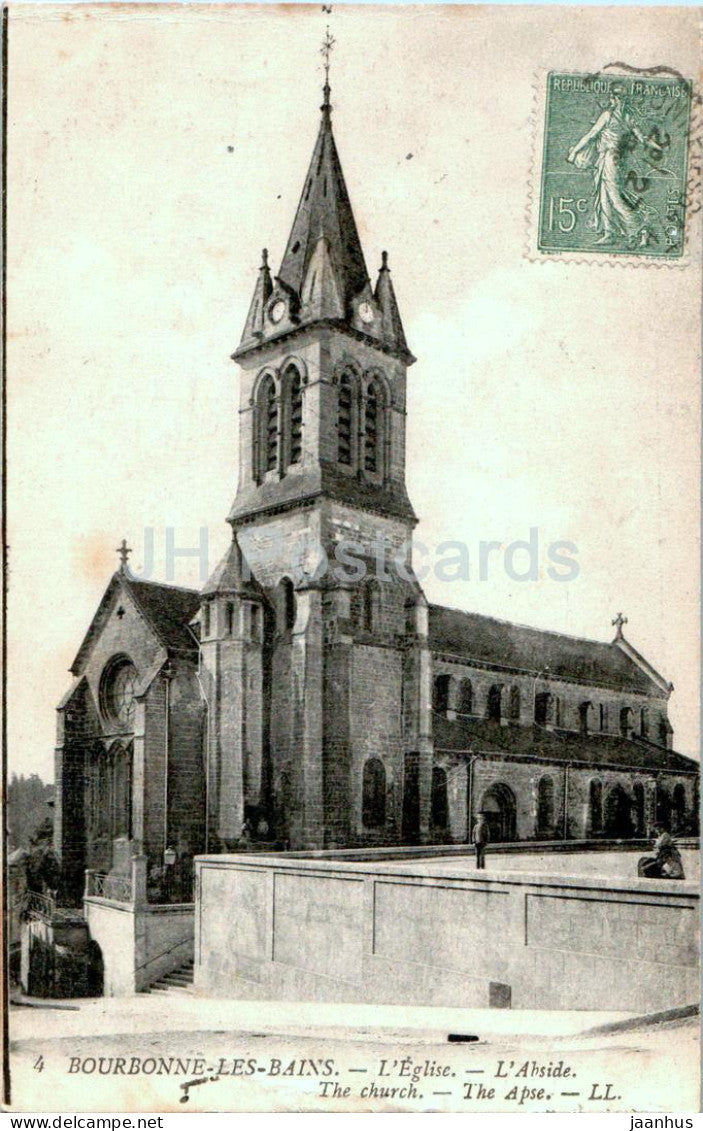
<box><xmin>7</xmin><ymin>3</ymin><xmax>700</xmax><ymax>780</ymax></box>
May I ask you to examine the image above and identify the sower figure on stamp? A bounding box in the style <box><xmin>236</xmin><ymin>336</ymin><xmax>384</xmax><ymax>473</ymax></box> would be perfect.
<box><xmin>472</xmin><ymin>811</ymin><xmax>490</xmax><ymax>870</ymax></box>
<box><xmin>566</xmin><ymin>83</ymin><xmax>663</xmax><ymax>246</ymax></box>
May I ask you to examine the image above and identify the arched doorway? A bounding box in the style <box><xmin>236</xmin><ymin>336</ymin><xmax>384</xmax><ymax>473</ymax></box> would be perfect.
<box><xmin>604</xmin><ymin>785</ymin><xmax>633</xmax><ymax>838</ymax></box>
<box><xmin>479</xmin><ymin>783</ymin><xmax>517</xmax><ymax>842</ymax></box>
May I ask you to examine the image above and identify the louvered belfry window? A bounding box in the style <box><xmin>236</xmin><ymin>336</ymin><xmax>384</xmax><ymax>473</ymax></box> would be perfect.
<box><xmin>288</xmin><ymin>367</ymin><xmax>303</xmax><ymax>465</ymax></box>
<box><xmin>364</xmin><ymin>382</ymin><xmax>379</xmax><ymax>473</ymax></box>
<box><xmin>338</xmin><ymin>372</ymin><xmax>353</xmax><ymax>466</ymax></box>
<box><xmin>265</xmin><ymin>379</ymin><xmax>278</xmax><ymax>471</ymax></box>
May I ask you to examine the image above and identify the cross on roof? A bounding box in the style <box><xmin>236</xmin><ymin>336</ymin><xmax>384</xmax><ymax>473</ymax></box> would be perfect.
<box><xmin>612</xmin><ymin>611</ymin><xmax>628</xmax><ymax>639</ymax></box>
<box><xmin>116</xmin><ymin>538</ymin><xmax>132</xmax><ymax>572</ymax></box>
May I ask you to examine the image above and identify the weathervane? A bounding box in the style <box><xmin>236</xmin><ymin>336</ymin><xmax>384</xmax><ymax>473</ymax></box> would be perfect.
<box><xmin>320</xmin><ymin>21</ymin><xmax>335</xmax><ymax>109</ymax></box>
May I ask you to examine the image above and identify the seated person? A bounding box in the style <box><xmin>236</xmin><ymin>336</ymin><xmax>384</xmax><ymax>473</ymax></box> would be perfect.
<box><xmin>638</xmin><ymin>828</ymin><xmax>685</xmax><ymax>880</ymax></box>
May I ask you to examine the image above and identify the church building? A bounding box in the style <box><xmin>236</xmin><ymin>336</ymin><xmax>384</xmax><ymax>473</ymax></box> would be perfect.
<box><xmin>53</xmin><ymin>74</ymin><xmax>699</xmax><ymax>904</ymax></box>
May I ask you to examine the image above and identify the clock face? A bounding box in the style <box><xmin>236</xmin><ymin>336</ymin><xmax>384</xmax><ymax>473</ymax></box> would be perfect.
<box><xmin>358</xmin><ymin>301</ymin><xmax>374</xmax><ymax>325</ymax></box>
<box><xmin>269</xmin><ymin>300</ymin><xmax>286</xmax><ymax>324</ymax></box>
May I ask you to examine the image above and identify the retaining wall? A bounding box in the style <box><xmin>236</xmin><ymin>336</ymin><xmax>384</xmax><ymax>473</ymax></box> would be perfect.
<box><xmin>194</xmin><ymin>852</ymin><xmax>699</xmax><ymax>1014</ymax></box>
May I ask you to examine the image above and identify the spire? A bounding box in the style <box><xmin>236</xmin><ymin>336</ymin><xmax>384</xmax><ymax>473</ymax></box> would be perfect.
<box><xmin>240</xmin><ymin>248</ymin><xmax>273</xmax><ymax>342</ymax></box>
<box><xmin>234</xmin><ymin>32</ymin><xmax>413</xmax><ymax>365</ymax></box>
<box><xmin>374</xmin><ymin>250</ymin><xmax>410</xmax><ymax>358</ymax></box>
<box><xmin>275</xmin><ymin>102</ymin><xmax>368</xmax><ymax>319</ymax></box>
<box><xmin>202</xmin><ymin>532</ymin><xmax>262</xmax><ymax>599</ymax></box>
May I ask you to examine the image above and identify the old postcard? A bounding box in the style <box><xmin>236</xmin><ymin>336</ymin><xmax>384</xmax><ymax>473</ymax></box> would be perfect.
<box><xmin>4</xmin><ymin>1</ymin><xmax>701</xmax><ymax>1116</ymax></box>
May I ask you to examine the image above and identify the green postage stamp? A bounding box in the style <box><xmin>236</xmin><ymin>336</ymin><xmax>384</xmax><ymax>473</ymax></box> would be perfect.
<box><xmin>537</xmin><ymin>71</ymin><xmax>693</xmax><ymax>258</ymax></box>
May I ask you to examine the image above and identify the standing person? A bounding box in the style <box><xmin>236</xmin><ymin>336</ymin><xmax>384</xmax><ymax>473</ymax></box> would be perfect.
<box><xmin>472</xmin><ymin>812</ymin><xmax>490</xmax><ymax>870</ymax></box>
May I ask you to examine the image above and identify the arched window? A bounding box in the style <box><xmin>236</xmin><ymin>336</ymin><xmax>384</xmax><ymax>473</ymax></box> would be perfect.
<box><xmin>487</xmin><ymin>684</ymin><xmax>502</xmax><ymax>723</ymax></box>
<box><xmin>640</xmin><ymin>706</ymin><xmax>649</xmax><ymax>738</ymax></box>
<box><xmin>431</xmin><ymin>766</ymin><xmax>449</xmax><ymax>829</ymax></box>
<box><xmin>278</xmin><ymin>577</ymin><xmax>296</xmax><ymax>634</ymax></box>
<box><xmin>579</xmin><ymin>701</ymin><xmax>592</xmax><ymax>737</ymax></box>
<box><xmin>362</xmin><ymin>579</ymin><xmax>379</xmax><ymax>633</ymax></box>
<box><xmin>95</xmin><ymin>751</ymin><xmax>110</xmax><ymax>836</ymax></box>
<box><xmin>112</xmin><ymin>744</ymin><xmax>132</xmax><ymax>838</ymax></box>
<box><xmin>534</xmin><ymin>691</ymin><xmax>551</xmax><ymax>726</ymax></box>
<box><xmin>633</xmin><ymin>781</ymin><xmax>646</xmax><ymax>835</ymax></box>
<box><xmin>537</xmin><ymin>776</ymin><xmax>555</xmax><ymax>836</ymax></box>
<box><xmin>253</xmin><ymin>374</ymin><xmax>278</xmax><ymax>480</ymax></box>
<box><xmin>620</xmin><ymin>706</ymin><xmax>633</xmax><ymax>738</ymax></box>
<box><xmin>672</xmin><ymin>783</ymin><xmax>686</xmax><ymax>832</ymax></box>
<box><xmin>656</xmin><ymin>783</ymin><xmax>671</xmax><ymax>830</ymax></box>
<box><xmin>433</xmin><ymin>674</ymin><xmax>451</xmax><ymax>715</ymax></box>
<box><xmin>509</xmin><ymin>686</ymin><xmax>521</xmax><ymax>721</ymax></box>
<box><xmin>599</xmin><ymin>703</ymin><xmax>607</xmax><ymax>732</ymax></box>
<box><xmin>364</xmin><ymin>380</ymin><xmax>381</xmax><ymax>474</ymax></box>
<box><xmin>284</xmin><ymin>365</ymin><xmax>303</xmax><ymax>467</ymax></box>
<box><xmin>590</xmin><ymin>779</ymin><xmax>603</xmax><ymax>834</ymax></box>
<box><xmin>457</xmin><ymin>678</ymin><xmax>473</xmax><ymax>716</ymax></box>
<box><xmin>659</xmin><ymin>715</ymin><xmax>671</xmax><ymax>748</ymax></box>
<box><xmin>362</xmin><ymin>758</ymin><xmax>386</xmax><ymax>828</ymax></box>
<box><xmin>337</xmin><ymin>371</ymin><xmax>354</xmax><ymax>466</ymax></box>
<box><xmin>553</xmin><ymin>696</ymin><xmax>562</xmax><ymax>727</ymax></box>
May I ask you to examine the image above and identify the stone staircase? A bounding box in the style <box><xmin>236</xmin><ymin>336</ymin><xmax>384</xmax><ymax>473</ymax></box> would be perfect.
<box><xmin>147</xmin><ymin>959</ymin><xmax>194</xmax><ymax>996</ymax></box>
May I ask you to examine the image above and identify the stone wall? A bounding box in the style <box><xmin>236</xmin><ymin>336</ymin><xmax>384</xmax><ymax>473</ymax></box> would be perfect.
<box><xmin>195</xmin><ymin>853</ymin><xmax>699</xmax><ymax>1014</ymax></box>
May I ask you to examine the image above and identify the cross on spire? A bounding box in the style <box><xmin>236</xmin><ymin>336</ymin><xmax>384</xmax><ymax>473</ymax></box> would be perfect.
<box><xmin>612</xmin><ymin>612</ymin><xmax>628</xmax><ymax>639</ymax></box>
<box><xmin>320</xmin><ymin>24</ymin><xmax>335</xmax><ymax>111</ymax></box>
<box><xmin>116</xmin><ymin>538</ymin><xmax>132</xmax><ymax>573</ymax></box>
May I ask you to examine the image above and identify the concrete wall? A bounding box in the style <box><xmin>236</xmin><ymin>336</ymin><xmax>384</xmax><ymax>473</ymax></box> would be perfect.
<box><xmin>83</xmin><ymin>897</ymin><xmax>194</xmax><ymax>995</ymax></box>
<box><xmin>194</xmin><ymin>853</ymin><xmax>699</xmax><ymax>1014</ymax></box>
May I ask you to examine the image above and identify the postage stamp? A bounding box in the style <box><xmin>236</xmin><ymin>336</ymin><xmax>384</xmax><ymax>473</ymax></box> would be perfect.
<box><xmin>537</xmin><ymin>71</ymin><xmax>693</xmax><ymax>258</ymax></box>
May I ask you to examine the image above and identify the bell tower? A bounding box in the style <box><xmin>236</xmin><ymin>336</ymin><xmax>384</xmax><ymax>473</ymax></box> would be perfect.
<box><xmin>206</xmin><ymin>50</ymin><xmax>433</xmax><ymax>850</ymax></box>
<box><xmin>229</xmin><ymin>72</ymin><xmax>416</xmax><ymax>533</ymax></box>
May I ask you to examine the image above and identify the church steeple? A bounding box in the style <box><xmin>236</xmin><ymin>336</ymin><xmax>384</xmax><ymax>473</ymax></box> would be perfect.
<box><xmin>234</xmin><ymin>66</ymin><xmax>412</xmax><ymax>365</ymax></box>
<box><xmin>275</xmin><ymin>91</ymin><xmax>369</xmax><ymax>318</ymax></box>
<box><xmin>229</xmin><ymin>46</ymin><xmax>416</xmax><ymax>529</ymax></box>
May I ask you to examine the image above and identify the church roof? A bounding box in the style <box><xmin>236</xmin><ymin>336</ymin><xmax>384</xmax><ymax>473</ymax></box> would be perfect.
<box><xmin>70</xmin><ymin>574</ymin><xmax>200</xmax><ymax>674</ymax></box>
<box><xmin>127</xmin><ymin>579</ymin><xmax>201</xmax><ymax>653</ymax></box>
<box><xmin>433</xmin><ymin>715</ymin><xmax>699</xmax><ymax>774</ymax></box>
<box><xmin>428</xmin><ymin>604</ymin><xmax>667</xmax><ymax>696</ymax></box>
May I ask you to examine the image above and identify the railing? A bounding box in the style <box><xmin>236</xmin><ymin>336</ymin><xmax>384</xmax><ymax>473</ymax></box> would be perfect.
<box><xmin>22</xmin><ymin>890</ymin><xmax>56</xmax><ymax>921</ymax></box>
<box><xmin>15</xmin><ymin>890</ymin><xmax>81</xmax><ymax>924</ymax></box>
<box><xmin>87</xmin><ymin>871</ymin><xmax>133</xmax><ymax>903</ymax></box>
